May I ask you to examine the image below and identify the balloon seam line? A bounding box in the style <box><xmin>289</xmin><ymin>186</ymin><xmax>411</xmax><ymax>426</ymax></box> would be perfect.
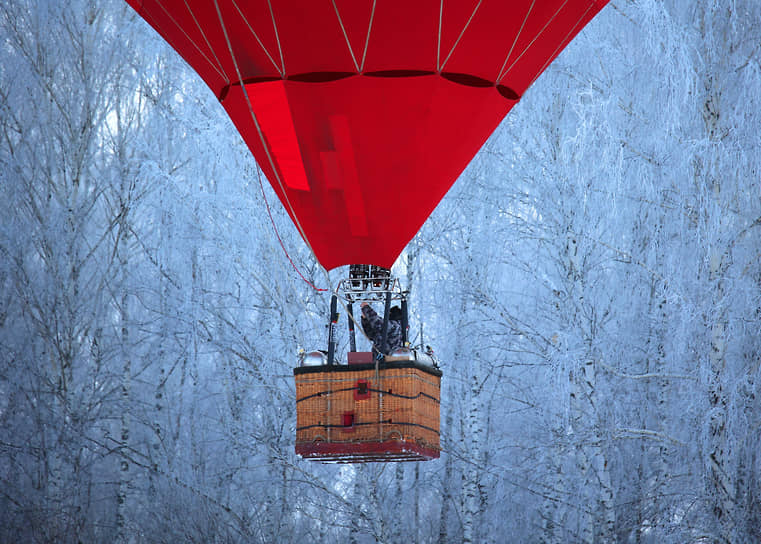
<box><xmin>152</xmin><ymin>0</ymin><xmax>227</xmax><ymax>83</ymax></box>
<box><xmin>182</xmin><ymin>0</ymin><xmax>228</xmax><ymax>82</ymax></box>
<box><xmin>525</xmin><ymin>2</ymin><xmax>596</xmax><ymax>89</ymax></box>
<box><xmin>440</xmin><ymin>0</ymin><xmax>482</xmax><ymax>71</ymax></box>
<box><xmin>495</xmin><ymin>0</ymin><xmax>535</xmax><ymax>83</ymax></box>
<box><xmin>360</xmin><ymin>0</ymin><xmax>377</xmax><ymax>72</ymax></box>
<box><xmin>229</xmin><ymin>0</ymin><xmax>283</xmax><ymax>76</ymax></box>
<box><xmin>331</xmin><ymin>0</ymin><xmax>361</xmax><ymax>73</ymax></box>
<box><xmin>266</xmin><ymin>0</ymin><xmax>286</xmax><ymax>76</ymax></box>
<box><xmin>436</xmin><ymin>0</ymin><xmax>443</xmax><ymax>71</ymax></box>
<box><xmin>498</xmin><ymin>0</ymin><xmax>571</xmax><ymax>83</ymax></box>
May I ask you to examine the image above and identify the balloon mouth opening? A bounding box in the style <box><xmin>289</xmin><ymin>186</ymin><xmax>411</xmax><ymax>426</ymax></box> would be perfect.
<box><xmin>221</xmin><ymin>72</ymin><xmax>520</xmax><ymax>102</ymax></box>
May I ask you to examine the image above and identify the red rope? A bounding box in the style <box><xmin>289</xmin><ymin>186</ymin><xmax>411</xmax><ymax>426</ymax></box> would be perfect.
<box><xmin>255</xmin><ymin>167</ymin><xmax>327</xmax><ymax>292</ymax></box>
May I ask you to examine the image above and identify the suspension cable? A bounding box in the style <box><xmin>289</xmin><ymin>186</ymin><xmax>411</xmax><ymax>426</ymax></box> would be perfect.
<box><xmin>254</xmin><ymin>166</ymin><xmax>327</xmax><ymax>292</ymax></box>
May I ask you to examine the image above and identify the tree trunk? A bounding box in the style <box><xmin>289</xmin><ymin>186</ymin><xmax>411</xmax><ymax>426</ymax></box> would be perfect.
<box><xmin>708</xmin><ymin>248</ymin><xmax>733</xmax><ymax>543</ymax></box>
<box><xmin>437</xmin><ymin>403</ymin><xmax>455</xmax><ymax>544</ymax></box>
<box><xmin>462</xmin><ymin>373</ymin><xmax>484</xmax><ymax>544</ymax></box>
<box><xmin>115</xmin><ymin>212</ymin><xmax>132</xmax><ymax>544</ymax></box>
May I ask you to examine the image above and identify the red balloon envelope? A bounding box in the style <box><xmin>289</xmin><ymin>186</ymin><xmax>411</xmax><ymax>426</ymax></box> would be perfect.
<box><xmin>127</xmin><ymin>0</ymin><xmax>608</xmax><ymax>270</ymax></box>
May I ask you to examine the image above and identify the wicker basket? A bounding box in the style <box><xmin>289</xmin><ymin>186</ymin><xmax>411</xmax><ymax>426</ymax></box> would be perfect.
<box><xmin>294</xmin><ymin>357</ymin><xmax>442</xmax><ymax>462</ymax></box>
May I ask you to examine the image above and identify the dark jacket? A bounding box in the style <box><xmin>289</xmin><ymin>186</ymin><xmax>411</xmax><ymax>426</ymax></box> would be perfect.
<box><xmin>360</xmin><ymin>305</ymin><xmax>402</xmax><ymax>354</ymax></box>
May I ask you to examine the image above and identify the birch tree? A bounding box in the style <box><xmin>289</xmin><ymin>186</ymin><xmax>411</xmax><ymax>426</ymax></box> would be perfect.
<box><xmin>0</xmin><ymin>0</ymin><xmax>151</xmax><ymax>539</ymax></box>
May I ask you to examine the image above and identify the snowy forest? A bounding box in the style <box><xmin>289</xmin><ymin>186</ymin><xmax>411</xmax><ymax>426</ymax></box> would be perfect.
<box><xmin>1</xmin><ymin>0</ymin><xmax>760</xmax><ymax>542</ymax></box>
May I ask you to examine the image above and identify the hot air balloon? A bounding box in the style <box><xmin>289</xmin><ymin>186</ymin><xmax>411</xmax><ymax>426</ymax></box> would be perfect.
<box><xmin>127</xmin><ymin>0</ymin><xmax>608</xmax><ymax>462</ymax></box>
<box><xmin>127</xmin><ymin>0</ymin><xmax>607</xmax><ymax>270</ymax></box>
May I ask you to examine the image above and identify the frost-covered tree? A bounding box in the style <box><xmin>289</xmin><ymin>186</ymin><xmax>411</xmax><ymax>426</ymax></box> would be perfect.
<box><xmin>2</xmin><ymin>0</ymin><xmax>761</xmax><ymax>542</ymax></box>
<box><xmin>0</xmin><ymin>0</ymin><xmax>153</xmax><ymax>540</ymax></box>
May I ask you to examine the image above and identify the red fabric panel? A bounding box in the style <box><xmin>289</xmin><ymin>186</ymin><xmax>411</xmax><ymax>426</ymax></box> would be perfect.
<box><xmin>249</xmin><ymin>81</ymin><xmax>310</xmax><ymax>190</ymax></box>
<box><xmin>360</xmin><ymin>2</ymin><xmax>440</xmax><ymax>71</ymax></box>
<box><xmin>223</xmin><ymin>75</ymin><xmax>511</xmax><ymax>269</ymax></box>
<box><xmin>126</xmin><ymin>0</ymin><xmax>609</xmax><ymax>269</ymax></box>
<box><xmin>326</xmin><ymin>115</ymin><xmax>367</xmax><ymax>237</ymax></box>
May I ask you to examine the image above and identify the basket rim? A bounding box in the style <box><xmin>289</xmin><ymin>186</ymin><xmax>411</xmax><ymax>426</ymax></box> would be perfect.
<box><xmin>294</xmin><ymin>360</ymin><xmax>442</xmax><ymax>378</ymax></box>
